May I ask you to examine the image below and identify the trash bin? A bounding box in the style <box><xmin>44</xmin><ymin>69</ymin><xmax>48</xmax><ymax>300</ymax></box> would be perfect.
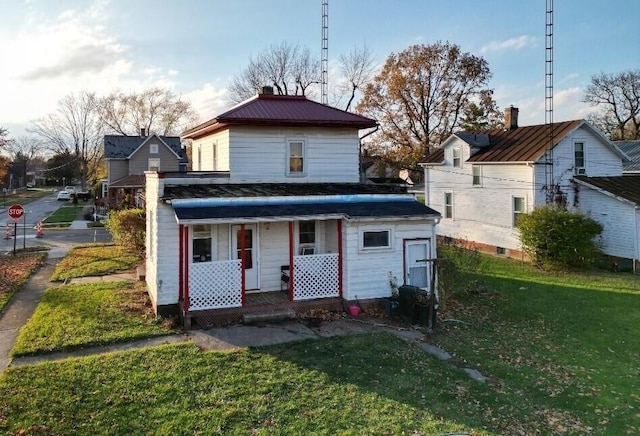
<box><xmin>398</xmin><ymin>285</ymin><xmax>438</xmax><ymax>328</ymax></box>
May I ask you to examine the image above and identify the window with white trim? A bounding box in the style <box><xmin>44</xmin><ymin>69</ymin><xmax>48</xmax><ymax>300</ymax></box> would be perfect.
<box><xmin>444</xmin><ymin>192</ymin><xmax>453</xmax><ymax>219</ymax></box>
<box><xmin>472</xmin><ymin>165</ymin><xmax>482</xmax><ymax>186</ymax></box>
<box><xmin>298</xmin><ymin>221</ymin><xmax>316</xmax><ymax>254</ymax></box>
<box><xmin>452</xmin><ymin>147</ymin><xmax>461</xmax><ymax>168</ymax></box>
<box><xmin>192</xmin><ymin>225</ymin><xmax>212</xmax><ymax>262</ymax></box>
<box><xmin>148</xmin><ymin>158</ymin><xmax>160</xmax><ymax>171</ymax></box>
<box><xmin>287</xmin><ymin>140</ymin><xmax>305</xmax><ymax>175</ymax></box>
<box><xmin>574</xmin><ymin>142</ymin><xmax>585</xmax><ymax>174</ymax></box>
<box><xmin>360</xmin><ymin>228</ymin><xmax>392</xmax><ymax>250</ymax></box>
<box><xmin>212</xmin><ymin>141</ymin><xmax>218</xmax><ymax>171</ymax></box>
<box><xmin>150</xmin><ymin>143</ymin><xmax>158</xmax><ymax>154</ymax></box>
<box><xmin>513</xmin><ymin>197</ymin><xmax>525</xmax><ymax>227</ymax></box>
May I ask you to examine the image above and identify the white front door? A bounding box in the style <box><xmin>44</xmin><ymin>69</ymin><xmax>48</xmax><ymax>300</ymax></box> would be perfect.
<box><xmin>404</xmin><ymin>239</ymin><xmax>431</xmax><ymax>291</ymax></box>
<box><xmin>231</xmin><ymin>224</ymin><xmax>259</xmax><ymax>290</ymax></box>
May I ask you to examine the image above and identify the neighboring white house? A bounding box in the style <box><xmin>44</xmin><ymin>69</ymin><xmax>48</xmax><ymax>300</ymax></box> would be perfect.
<box><xmin>145</xmin><ymin>87</ymin><xmax>441</xmax><ymax>325</ymax></box>
<box><xmin>421</xmin><ymin>107</ymin><xmax>632</xmax><ymax>261</ymax></box>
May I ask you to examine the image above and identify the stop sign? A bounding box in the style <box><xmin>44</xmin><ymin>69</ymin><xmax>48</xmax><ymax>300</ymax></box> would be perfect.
<box><xmin>7</xmin><ymin>204</ymin><xmax>24</xmax><ymax>221</ymax></box>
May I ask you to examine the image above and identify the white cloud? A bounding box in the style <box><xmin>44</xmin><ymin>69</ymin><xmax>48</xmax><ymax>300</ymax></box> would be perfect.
<box><xmin>480</xmin><ymin>35</ymin><xmax>535</xmax><ymax>54</ymax></box>
<box><xmin>184</xmin><ymin>83</ymin><xmax>229</xmax><ymax>122</ymax></box>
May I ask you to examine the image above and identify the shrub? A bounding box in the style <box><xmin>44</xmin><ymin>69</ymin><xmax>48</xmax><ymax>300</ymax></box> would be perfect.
<box><xmin>518</xmin><ymin>206</ymin><xmax>603</xmax><ymax>269</ymax></box>
<box><xmin>105</xmin><ymin>208</ymin><xmax>146</xmax><ymax>258</ymax></box>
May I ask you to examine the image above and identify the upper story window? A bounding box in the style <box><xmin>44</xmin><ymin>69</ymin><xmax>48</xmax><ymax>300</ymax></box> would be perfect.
<box><xmin>148</xmin><ymin>158</ymin><xmax>160</xmax><ymax>171</ymax></box>
<box><xmin>574</xmin><ymin>142</ymin><xmax>585</xmax><ymax>174</ymax></box>
<box><xmin>299</xmin><ymin>221</ymin><xmax>316</xmax><ymax>254</ymax></box>
<box><xmin>452</xmin><ymin>147</ymin><xmax>461</xmax><ymax>168</ymax></box>
<box><xmin>196</xmin><ymin>145</ymin><xmax>202</xmax><ymax>171</ymax></box>
<box><xmin>287</xmin><ymin>140</ymin><xmax>305</xmax><ymax>175</ymax></box>
<box><xmin>150</xmin><ymin>143</ymin><xmax>158</xmax><ymax>154</ymax></box>
<box><xmin>472</xmin><ymin>166</ymin><xmax>482</xmax><ymax>186</ymax></box>
<box><xmin>212</xmin><ymin>141</ymin><xmax>218</xmax><ymax>171</ymax></box>
<box><xmin>444</xmin><ymin>192</ymin><xmax>453</xmax><ymax>219</ymax></box>
<box><xmin>513</xmin><ymin>197</ymin><xmax>525</xmax><ymax>227</ymax></box>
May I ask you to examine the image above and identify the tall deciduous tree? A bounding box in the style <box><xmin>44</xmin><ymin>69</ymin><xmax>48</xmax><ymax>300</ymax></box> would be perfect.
<box><xmin>0</xmin><ymin>128</ymin><xmax>11</xmax><ymax>185</ymax></box>
<box><xmin>357</xmin><ymin>42</ymin><xmax>496</xmax><ymax>170</ymax></box>
<box><xmin>228</xmin><ymin>42</ymin><xmax>320</xmax><ymax>104</ymax></box>
<box><xmin>584</xmin><ymin>69</ymin><xmax>640</xmax><ymax>140</ymax></box>
<box><xmin>335</xmin><ymin>44</ymin><xmax>376</xmax><ymax>111</ymax></box>
<box><xmin>30</xmin><ymin>92</ymin><xmax>102</xmax><ymax>190</ymax></box>
<box><xmin>93</xmin><ymin>87</ymin><xmax>199</xmax><ymax>136</ymax></box>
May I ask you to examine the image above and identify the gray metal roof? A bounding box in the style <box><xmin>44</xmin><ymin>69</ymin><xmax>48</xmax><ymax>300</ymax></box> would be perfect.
<box><xmin>615</xmin><ymin>140</ymin><xmax>640</xmax><ymax>172</ymax></box>
<box><xmin>104</xmin><ymin>134</ymin><xmax>188</xmax><ymax>164</ymax></box>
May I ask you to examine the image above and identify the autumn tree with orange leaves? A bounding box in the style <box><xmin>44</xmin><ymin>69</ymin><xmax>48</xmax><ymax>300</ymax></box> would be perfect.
<box><xmin>357</xmin><ymin>42</ymin><xmax>499</xmax><ymax>172</ymax></box>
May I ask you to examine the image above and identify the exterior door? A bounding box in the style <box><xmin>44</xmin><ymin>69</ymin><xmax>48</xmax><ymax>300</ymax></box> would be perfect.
<box><xmin>404</xmin><ymin>239</ymin><xmax>431</xmax><ymax>291</ymax></box>
<box><xmin>231</xmin><ymin>224</ymin><xmax>259</xmax><ymax>290</ymax></box>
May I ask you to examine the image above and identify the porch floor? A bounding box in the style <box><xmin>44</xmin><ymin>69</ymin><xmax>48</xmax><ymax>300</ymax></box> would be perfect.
<box><xmin>186</xmin><ymin>291</ymin><xmax>343</xmax><ymax>328</ymax></box>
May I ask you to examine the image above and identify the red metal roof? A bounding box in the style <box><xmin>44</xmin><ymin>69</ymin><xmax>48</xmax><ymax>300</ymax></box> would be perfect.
<box><xmin>466</xmin><ymin>120</ymin><xmax>583</xmax><ymax>163</ymax></box>
<box><xmin>182</xmin><ymin>94</ymin><xmax>377</xmax><ymax>139</ymax></box>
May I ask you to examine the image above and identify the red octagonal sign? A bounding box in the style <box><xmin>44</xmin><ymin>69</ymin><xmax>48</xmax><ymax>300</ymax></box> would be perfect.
<box><xmin>8</xmin><ymin>204</ymin><xmax>25</xmax><ymax>221</ymax></box>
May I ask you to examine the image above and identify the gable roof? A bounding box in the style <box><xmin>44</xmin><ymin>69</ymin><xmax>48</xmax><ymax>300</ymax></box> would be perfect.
<box><xmin>574</xmin><ymin>175</ymin><xmax>640</xmax><ymax>205</ymax></box>
<box><xmin>104</xmin><ymin>134</ymin><xmax>187</xmax><ymax>164</ymax></box>
<box><xmin>421</xmin><ymin>120</ymin><xmax>628</xmax><ymax>165</ymax></box>
<box><xmin>615</xmin><ymin>140</ymin><xmax>640</xmax><ymax>172</ymax></box>
<box><xmin>182</xmin><ymin>93</ymin><xmax>377</xmax><ymax>139</ymax></box>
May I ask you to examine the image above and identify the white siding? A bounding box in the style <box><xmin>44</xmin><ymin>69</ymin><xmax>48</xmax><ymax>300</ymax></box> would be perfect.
<box><xmin>191</xmin><ymin>131</ymin><xmax>230</xmax><ymax>171</ymax></box>
<box><xmin>577</xmin><ymin>187</ymin><xmax>638</xmax><ymax>259</ymax></box>
<box><xmin>227</xmin><ymin>126</ymin><xmax>360</xmax><ymax>183</ymax></box>
<box><xmin>343</xmin><ymin>219</ymin><xmax>434</xmax><ymax>300</ymax></box>
<box><xmin>256</xmin><ymin>221</ymin><xmax>290</xmax><ymax>291</ymax></box>
<box><xmin>425</xmin><ymin>138</ymin><xmax>534</xmax><ymax>251</ymax></box>
<box><xmin>145</xmin><ymin>175</ymin><xmax>160</xmax><ymax>308</ymax></box>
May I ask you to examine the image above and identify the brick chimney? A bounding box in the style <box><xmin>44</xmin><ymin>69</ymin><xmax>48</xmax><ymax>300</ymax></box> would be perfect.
<box><xmin>259</xmin><ymin>86</ymin><xmax>274</xmax><ymax>95</ymax></box>
<box><xmin>505</xmin><ymin>106</ymin><xmax>519</xmax><ymax>130</ymax></box>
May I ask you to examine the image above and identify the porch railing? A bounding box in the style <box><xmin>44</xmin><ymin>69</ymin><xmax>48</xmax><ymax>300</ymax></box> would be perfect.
<box><xmin>293</xmin><ymin>253</ymin><xmax>339</xmax><ymax>301</ymax></box>
<box><xmin>189</xmin><ymin>259</ymin><xmax>242</xmax><ymax>310</ymax></box>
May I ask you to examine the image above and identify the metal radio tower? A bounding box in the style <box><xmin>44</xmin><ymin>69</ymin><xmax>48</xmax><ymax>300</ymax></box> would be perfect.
<box><xmin>544</xmin><ymin>0</ymin><xmax>555</xmax><ymax>203</ymax></box>
<box><xmin>321</xmin><ymin>0</ymin><xmax>329</xmax><ymax>105</ymax></box>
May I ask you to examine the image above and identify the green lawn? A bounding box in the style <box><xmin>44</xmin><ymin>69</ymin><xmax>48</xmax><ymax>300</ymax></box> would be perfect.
<box><xmin>50</xmin><ymin>243</ymin><xmax>141</xmax><ymax>281</ymax></box>
<box><xmin>0</xmin><ymin>255</ymin><xmax>638</xmax><ymax>434</ymax></box>
<box><xmin>11</xmin><ymin>281</ymin><xmax>172</xmax><ymax>357</ymax></box>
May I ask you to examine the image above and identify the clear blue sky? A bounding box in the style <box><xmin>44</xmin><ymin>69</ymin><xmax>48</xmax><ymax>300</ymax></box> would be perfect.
<box><xmin>1</xmin><ymin>0</ymin><xmax>638</xmax><ymax>137</ymax></box>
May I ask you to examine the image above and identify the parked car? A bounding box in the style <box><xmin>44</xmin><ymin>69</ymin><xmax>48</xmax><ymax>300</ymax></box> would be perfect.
<box><xmin>57</xmin><ymin>190</ymin><xmax>71</xmax><ymax>201</ymax></box>
<box><xmin>64</xmin><ymin>186</ymin><xmax>76</xmax><ymax>194</ymax></box>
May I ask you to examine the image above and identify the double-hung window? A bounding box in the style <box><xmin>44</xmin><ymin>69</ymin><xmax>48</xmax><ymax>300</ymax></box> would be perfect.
<box><xmin>452</xmin><ymin>147</ymin><xmax>461</xmax><ymax>168</ymax></box>
<box><xmin>193</xmin><ymin>225</ymin><xmax>212</xmax><ymax>262</ymax></box>
<box><xmin>513</xmin><ymin>197</ymin><xmax>525</xmax><ymax>227</ymax></box>
<box><xmin>148</xmin><ymin>158</ymin><xmax>160</xmax><ymax>171</ymax></box>
<box><xmin>150</xmin><ymin>143</ymin><xmax>158</xmax><ymax>154</ymax></box>
<box><xmin>288</xmin><ymin>140</ymin><xmax>305</xmax><ymax>175</ymax></box>
<box><xmin>472</xmin><ymin>166</ymin><xmax>482</xmax><ymax>186</ymax></box>
<box><xmin>444</xmin><ymin>192</ymin><xmax>453</xmax><ymax>219</ymax></box>
<box><xmin>574</xmin><ymin>142</ymin><xmax>585</xmax><ymax>174</ymax></box>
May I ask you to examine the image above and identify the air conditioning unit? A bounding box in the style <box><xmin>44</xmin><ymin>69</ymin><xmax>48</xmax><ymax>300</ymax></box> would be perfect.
<box><xmin>576</xmin><ymin>167</ymin><xmax>586</xmax><ymax>175</ymax></box>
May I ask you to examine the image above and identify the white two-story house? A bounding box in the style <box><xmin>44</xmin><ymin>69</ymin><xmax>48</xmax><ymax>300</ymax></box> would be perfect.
<box><xmin>145</xmin><ymin>87</ymin><xmax>441</xmax><ymax>326</ymax></box>
<box><xmin>421</xmin><ymin>107</ymin><xmax>637</xmax><ymax>265</ymax></box>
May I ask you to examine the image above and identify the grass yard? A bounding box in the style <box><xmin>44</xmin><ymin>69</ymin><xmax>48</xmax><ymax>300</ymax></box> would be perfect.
<box><xmin>11</xmin><ymin>281</ymin><xmax>172</xmax><ymax>357</ymax></box>
<box><xmin>0</xmin><ymin>251</ymin><xmax>46</xmax><ymax>312</ymax></box>
<box><xmin>42</xmin><ymin>204</ymin><xmax>84</xmax><ymax>226</ymax></box>
<box><xmin>50</xmin><ymin>243</ymin><xmax>141</xmax><ymax>281</ymax></box>
<box><xmin>0</xmin><ymin>255</ymin><xmax>638</xmax><ymax>434</ymax></box>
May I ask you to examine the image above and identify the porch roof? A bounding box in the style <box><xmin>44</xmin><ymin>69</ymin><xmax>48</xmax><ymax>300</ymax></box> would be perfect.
<box><xmin>172</xmin><ymin>197</ymin><xmax>440</xmax><ymax>223</ymax></box>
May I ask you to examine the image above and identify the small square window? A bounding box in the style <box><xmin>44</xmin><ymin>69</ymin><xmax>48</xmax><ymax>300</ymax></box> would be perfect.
<box><xmin>496</xmin><ymin>246</ymin><xmax>506</xmax><ymax>255</ymax></box>
<box><xmin>150</xmin><ymin>143</ymin><xmax>158</xmax><ymax>154</ymax></box>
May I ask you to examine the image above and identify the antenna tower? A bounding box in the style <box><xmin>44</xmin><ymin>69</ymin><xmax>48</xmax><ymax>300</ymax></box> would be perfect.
<box><xmin>544</xmin><ymin>0</ymin><xmax>554</xmax><ymax>203</ymax></box>
<box><xmin>321</xmin><ymin>0</ymin><xmax>329</xmax><ymax>105</ymax></box>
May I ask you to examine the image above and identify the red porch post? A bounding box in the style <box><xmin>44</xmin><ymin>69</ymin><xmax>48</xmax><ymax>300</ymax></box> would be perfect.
<box><xmin>288</xmin><ymin>221</ymin><xmax>294</xmax><ymax>301</ymax></box>
<box><xmin>240</xmin><ymin>223</ymin><xmax>246</xmax><ymax>305</ymax></box>
<box><xmin>337</xmin><ymin>219</ymin><xmax>343</xmax><ymax>298</ymax></box>
<box><xmin>182</xmin><ymin>225</ymin><xmax>190</xmax><ymax>311</ymax></box>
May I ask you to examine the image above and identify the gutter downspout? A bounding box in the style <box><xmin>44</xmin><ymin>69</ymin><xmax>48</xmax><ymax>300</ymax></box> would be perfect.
<box><xmin>358</xmin><ymin>125</ymin><xmax>380</xmax><ymax>183</ymax></box>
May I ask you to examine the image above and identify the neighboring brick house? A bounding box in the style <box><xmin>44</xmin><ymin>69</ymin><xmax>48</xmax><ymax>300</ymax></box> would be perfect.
<box><xmin>104</xmin><ymin>131</ymin><xmax>187</xmax><ymax>206</ymax></box>
<box><xmin>145</xmin><ymin>87</ymin><xmax>440</xmax><ymax>326</ymax></box>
